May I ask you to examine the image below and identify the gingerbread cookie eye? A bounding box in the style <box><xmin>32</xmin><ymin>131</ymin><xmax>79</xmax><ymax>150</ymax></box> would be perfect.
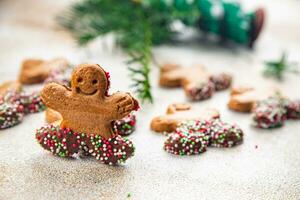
<box><xmin>92</xmin><ymin>79</ymin><xmax>98</xmax><ymax>85</ymax></box>
<box><xmin>77</xmin><ymin>77</ymin><xmax>83</xmax><ymax>83</ymax></box>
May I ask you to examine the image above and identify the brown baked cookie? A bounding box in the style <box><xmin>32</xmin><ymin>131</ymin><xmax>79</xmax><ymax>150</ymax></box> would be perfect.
<box><xmin>19</xmin><ymin>58</ymin><xmax>69</xmax><ymax>84</ymax></box>
<box><xmin>37</xmin><ymin>64</ymin><xmax>139</xmax><ymax>165</ymax></box>
<box><xmin>41</xmin><ymin>64</ymin><xmax>138</xmax><ymax>139</ymax></box>
<box><xmin>159</xmin><ymin>64</ymin><xmax>232</xmax><ymax>101</ymax></box>
<box><xmin>45</xmin><ymin>107</ymin><xmax>137</xmax><ymax>136</ymax></box>
<box><xmin>0</xmin><ymin>81</ymin><xmax>22</xmax><ymax>96</ymax></box>
<box><xmin>151</xmin><ymin>103</ymin><xmax>220</xmax><ymax>133</ymax></box>
<box><xmin>228</xmin><ymin>86</ymin><xmax>280</xmax><ymax>112</ymax></box>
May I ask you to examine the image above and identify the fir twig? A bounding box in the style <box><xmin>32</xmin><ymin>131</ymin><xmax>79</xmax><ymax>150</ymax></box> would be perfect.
<box><xmin>57</xmin><ymin>0</ymin><xmax>199</xmax><ymax>102</ymax></box>
<box><xmin>264</xmin><ymin>52</ymin><xmax>299</xmax><ymax>80</ymax></box>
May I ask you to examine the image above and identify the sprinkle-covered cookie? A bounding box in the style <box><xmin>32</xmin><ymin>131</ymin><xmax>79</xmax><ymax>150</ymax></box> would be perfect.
<box><xmin>284</xmin><ymin>99</ymin><xmax>300</xmax><ymax>119</ymax></box>
<box><xmin>113</xmin><ymin>114</ymin><xmax>136</xmax><ymax>136</ymax></box>
<box><xmin>185</xmin><ymin>81</ymin><xmax>215</xmax><ymax>101</ymax></box>
<box><xmin>159</xmin><ymin>64</ymin><xmax>231</xmax><ymax>101</ymax></box>
<box><xmin>164</xmin><ymin>120</ymin><xmax>210</xmax><ymax>156</ymax></box>
<box><xmin>36</xmin><ymin>124</ymin><xmax>135</xmax><ymax>165</ymax></box>
<box><xmin>210</xmin><ymin>73</ymin><xmax>232</xmax><ymax>91</ymax></box>
<box><xmin>252</xmin><ymin>97</ymin><xmax>287</xmax><ymax>129</ymax></box>
<box><xmin>0</xmin><ymin>103</ymin><xmax>24</xmax><ymax>129</ymax></box>
<box><xmin>209</xmin><ymin>119</ymin><xmax>243</xmax><ymax>147</ymax></box>
<box><xmin>2</xmin><ymin>91</ymin><xmax>45</xmax><ymax>114</ymax></box>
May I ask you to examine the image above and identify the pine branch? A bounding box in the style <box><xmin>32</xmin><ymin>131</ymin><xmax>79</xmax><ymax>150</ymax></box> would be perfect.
<box><xmin>57</xmin><ymin>0</ymin><xmax>197</xmax><ymax>102</ymax></box>
<box><xmin>264</xmin><ymin>52</ymin><xmax>299</xmax><ymax>80</ymax></box>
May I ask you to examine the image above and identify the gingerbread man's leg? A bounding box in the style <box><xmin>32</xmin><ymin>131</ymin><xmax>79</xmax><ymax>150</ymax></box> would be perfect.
<box><xmin>86</xmin><ymin>134</ymin><xmax>135</xmax><ymax>165</ymax></box>
<box><xmin>36</xmin><ymin>125</ymin><xmax>89</xmax><ymax>158</ymax></box>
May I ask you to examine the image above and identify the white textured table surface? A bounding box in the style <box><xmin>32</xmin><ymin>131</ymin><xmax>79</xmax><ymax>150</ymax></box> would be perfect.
<box><xmin>0</xmin><ymin>0</ymin><xmax>300</xmax><ymax>199</ymax></box>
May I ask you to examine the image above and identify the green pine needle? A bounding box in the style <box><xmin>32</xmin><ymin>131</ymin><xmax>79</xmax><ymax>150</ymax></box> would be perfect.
<box><xmin>264</xmin><ymin>52</ymin><xmax>299</xmax><ymax>80</ymax></box>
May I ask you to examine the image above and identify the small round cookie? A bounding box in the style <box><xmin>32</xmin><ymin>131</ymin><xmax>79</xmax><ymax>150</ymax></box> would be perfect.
<box><xmin>284</xmin><ymin>99</ymin><xmax>300</xmax><ymax>119</ymax></box>
<box><xmin>164</xmin><ymin>120</ymin><xmax>210</xmax><ymax>156</ymax></box>
<box><xmin>0</xmin><ymin>103</ymin><xmax>24</xmax><ymax>129</ymax></box>
<box><xmin>113</xmin><ymin>114</ymin><xmax>136</xmax><ymax>136</ymax></box>
<box><xmin>210</xmin><ymin>73</ymin><xmax>232</xmax><ymax>91</ymax></box>
<box><xmin>252</xmin><ymin>97</ymin><xmax>287</xmax><ymax>129</ymax></box>
<box><xmin>185</xmin><ymin>81</ymin><xmax>215</xmax><ymax>101</ymax></box>
<box><xmin>209</xmin><ymin>119</ymin><xmax>243</xmax><ymax>147</ymax></box>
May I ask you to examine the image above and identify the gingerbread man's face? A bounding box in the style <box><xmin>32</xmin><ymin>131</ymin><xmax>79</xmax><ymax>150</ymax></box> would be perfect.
<box><xmin>71</xmin><ymin>64</ymin><xmax>108</xmax><ymax>97</ymax></box>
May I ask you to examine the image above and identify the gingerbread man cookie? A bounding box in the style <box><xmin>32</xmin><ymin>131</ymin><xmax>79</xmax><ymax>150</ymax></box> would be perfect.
<box><xmin>228</xmin><ymin>86</ymin><xmax>280</xmax><ymax>112</ymax></box>
<box><xmin>151</xmin><ymin>103</ymin><xmax>220</xmax><ymax>133</ymax></box>
<box><xmin>41</xmin><ymin>64</ymin><xmax>138</xmax><ymax>139</ymax></box>
<box><xmin>19</xmin><ymin>58</ymin><xmax>69</xmax><ymax>84</ymax></box>
<box><xmin>164</xmin><ymin>119</ymin><xmax>244</xmax><ymax>156</ymax></box>
<box><xmin>37</xmin><ymin>64</ymin><xmax>139</xmax><ymax>165</ymax></box>
<box><xmin>159</xmin><ymin>64</ymin><xmax>232</xmax><ymax>101</ymax></box>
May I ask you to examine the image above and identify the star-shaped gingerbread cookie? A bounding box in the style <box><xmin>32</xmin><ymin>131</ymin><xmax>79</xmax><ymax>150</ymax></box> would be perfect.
<box><xmin>150</xmin><ymin>103</ymin><xmax>220</xmax><ymax>133</ymax></box>
<box><xmin>41</xmin><ymin>63</ymin><xmax>138</xmax><ymax>139</ymax></box>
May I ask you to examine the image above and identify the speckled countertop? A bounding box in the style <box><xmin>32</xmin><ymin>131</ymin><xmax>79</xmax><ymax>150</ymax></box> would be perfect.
<box><xmin>0</xmin><ymin>0</ymin><xmax>299</xmax><ymax>199</ymax></box>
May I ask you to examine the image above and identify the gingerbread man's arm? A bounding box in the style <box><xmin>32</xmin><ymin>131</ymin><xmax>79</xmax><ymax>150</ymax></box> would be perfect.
<box><xmin>105</xmin><ymin>92</ymin><xmax>138</xmax><ymax>120</ymax></box>
<box><xmin>41</xmin><ymin>83</ymin><xmax>72</xmax><ymax>112</ymax></box>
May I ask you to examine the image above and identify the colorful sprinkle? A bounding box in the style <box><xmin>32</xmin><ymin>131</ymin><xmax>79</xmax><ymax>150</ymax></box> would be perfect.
<box><xmin>113</xmin><ymin>114</ymin><xmax>136</xmax><ymax>136</ymax></box>
<box><xmin>186</xmin><ymin>81</ymin><xmax>215</xmax><ymax>101</ymax></box>
<box><xmin>164</xmin><ymin>120</ymin><xmax>211</xmax><ymax>155</ymax></box>
<box><xmin>0</xmin><ymin>103</ymin><xmax>24</xmax><ymax>129</ymax></box>
<box><xmin>284</xmin><ymin>99</ymin><xmax>300</xmax><ymax>119</ymax></box>
<box><xmin>36</xmin><ymin>125</ymin><xmax>135</xmax><ymax>165</ymax></box>
<box><xmin>2</xmin><ymin>91</ymin><xmax>45</xmax><ymax>114</ymax></box>
<box><xmin>209</xmin><ymin>119</ymin><xmax>243</xmax><ymax>148</ymax></box>
<box><xmin>252</xmin><ymin>96</ymin><xmax>287</xmax><ymax>129</ymax></box>
<box><xmin>210</xmin><ymin>73</ymin><xmax>232</xmax><ymax>91</ymax></box>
